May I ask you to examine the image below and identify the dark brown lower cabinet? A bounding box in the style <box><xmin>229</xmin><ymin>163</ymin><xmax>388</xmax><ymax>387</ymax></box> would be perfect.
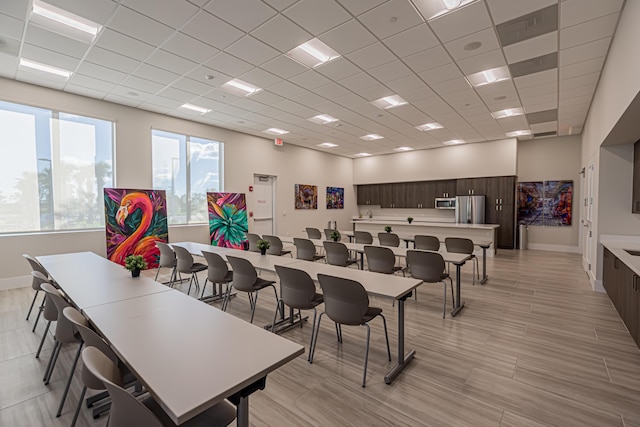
<box><xmin>603</xmin><ymin>248</ymin><xmax>640</xmax><ymax>347</ymax></box>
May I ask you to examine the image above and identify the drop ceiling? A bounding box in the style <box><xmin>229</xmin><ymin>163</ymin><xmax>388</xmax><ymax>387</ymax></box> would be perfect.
<box><xmin>0</xmin><ymin>0</ymin><xmax>624</xmax><ymax>158</ymax></box>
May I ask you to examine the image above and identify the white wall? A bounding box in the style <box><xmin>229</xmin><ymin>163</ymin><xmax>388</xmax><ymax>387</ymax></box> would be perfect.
<box><xmin>516</xmin><ymin>135</ymin><xmax>581</xmax><ymax>251</ymax></box>
<box><xmin>353</xmin><ymin>138</ymin><xmax>517</xmax><ymax>184</ymax></box>
<box><xmin>0</xmin><ymin>78</ymin><xmax>356</xmax><ymax>282</ymax></box>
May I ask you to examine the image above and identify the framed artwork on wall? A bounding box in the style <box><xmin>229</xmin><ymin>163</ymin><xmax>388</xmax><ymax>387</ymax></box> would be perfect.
<box><xmin>326</xmin><ymin>187</ymin><xmax>344</xmax><ymax>209</ymax></box>
<box><xmin>295</xmin><ymin>184</ymin><xmax>317</xmax><ymax>209</ymax></box>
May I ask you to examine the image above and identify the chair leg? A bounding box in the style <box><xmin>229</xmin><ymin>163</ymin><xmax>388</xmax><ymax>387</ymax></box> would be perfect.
<box><xmin>307</xmin><ymin>308</ymin><xmax>317</xmax><ymax>362</ymax></box>
<box><xmin>35</xmin><ymin>320</ymin><xmax>51</xmax><ymax>358</ymax></box>
<box><xmin>26</xmin><ymin>290</ymin><xmax>39</xmax><ymax>320</ymax></box>
<box><xmin>44</xmin><ymin>340</ymin><xmax>61</xmax><ymax>383</ymax></box>
<box><xmin>201</xmin><ymin>278</ymin><xmax>208</xmax><ymax>299</ymax></box>
<box><xmin>298</xmin><ymin>309</ymin><xmax>303</xmax><ymax>328</ymax></box>
<box><xmin>380</xmin><ymin>314</ymin><xmax>391</xmax><ymax>361</ymax></box>
<box><xmin>154</xmin><ymin>266</ymin><xmax>161</xmax><ymax>281</ymax></box>
<box><xmin>250</xmin><ymin>291</ymin><xmax>259</xmax><ymax>324</ymax></box>
<box><xmin>56</xmin><ymin>342</ymin><xmax>83</xmax><ymax>416</ymax></box>
<box><xmin>309</xmin><ymin>312</ymin><xmax>325</xmax><ymax>363</ymax></box>
<box><xmin>269</xmin><ymin>284</ymin><xmax>283</xmax><ymax>319</ymax></box>
<box><xmin>222</xmin><ymin>285</ymin><xmax>233</xmax><ymax>311</ymax></box>
<box><xmin>442</xmin><ymin>280</ymin><xmax>447</xmax><ymax>319</ymax></box>
<box><xmin>71</xmin><ymin>385</ymin><xmax>87</xmax><ymax>427</ymax></box>
<box><xmin>32</xmin><ymin>296</ymin><xmax>45</xmax><ymax>332</ymax></box>
<box><xmin>270</xmin><ymin>298</ymin><xmax>282</xmax><ymax>334</ymax></box>
<box><xmin>362</xmin><ymin>323</ymin><xmax>371</xmax><ymax>387</ymax></box>
<box><xmin>337</xmin><ymin>323</ymin><xmax>343</xmax><ymax>343</ymax></box>
<box><xmin>449</xmin><ymin>277</ymin><xmax>455</xmax><ymax>308</ymax></box>
<box><xmin>187</xmin><ymin>275</ymin><xmax>194</xmax><ymax>295</ymax></box>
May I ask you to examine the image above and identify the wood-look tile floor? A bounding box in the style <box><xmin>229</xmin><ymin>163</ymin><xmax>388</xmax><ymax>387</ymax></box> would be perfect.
<box><xmin>2</xmin><ymin>250</ymin><xmax>640</xmax><ymax>426</ymax></box>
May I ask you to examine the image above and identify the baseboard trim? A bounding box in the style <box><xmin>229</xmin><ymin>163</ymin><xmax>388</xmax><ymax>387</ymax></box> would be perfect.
<box><xmin>593</xmin><ymin>278</ymin><xmax>605</xmax><ymax>293</ymax></box>
<box><xmin>0</xmin><ymin>276</ymin><xmax>30</xmax><ymax>291</ymax></box>
<box><xmin>526</xmin><ymin>243</ymin><xmax>581</xmax><ymax>253</ymax></box>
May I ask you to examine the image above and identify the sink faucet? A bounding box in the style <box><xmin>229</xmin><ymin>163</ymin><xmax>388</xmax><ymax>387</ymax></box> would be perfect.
<box><xmin>366</xmin><ymin>210</ymin><xmax>372</xmax><ymax>218</ymax></box>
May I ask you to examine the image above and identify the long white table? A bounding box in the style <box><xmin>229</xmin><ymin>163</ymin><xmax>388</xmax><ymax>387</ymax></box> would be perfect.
<box><xmin>38</xmin><ymin>251</ymin><xmax>304</xmax><ymax>427</ymax></box>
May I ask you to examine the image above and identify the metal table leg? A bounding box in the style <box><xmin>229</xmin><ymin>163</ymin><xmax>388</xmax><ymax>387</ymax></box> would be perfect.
<box><xmin>384</xmin><ymin>292</ymin><xmax>416</xmax><ymax>384</ymax></box>
<box><xmin>451</xmin><ymin>261</ymin><xmax>466</xmax><ymax>317</ymax></box>
<box><xmin>229</xmin><ymin>377</ymin><xmax>266</xmax><ymax>427</ymax></box>
<box><xmin>480</xmin><ymin>244</ymin><xmax>489</xmax><ymax>284</ymax></box>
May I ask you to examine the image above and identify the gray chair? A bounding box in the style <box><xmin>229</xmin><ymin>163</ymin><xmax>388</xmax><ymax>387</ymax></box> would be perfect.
<box><xmin>324</xmin><ymin>228</ymin><xmax>340</xmax><ymax>241</ymax></box>
<box><xmin>311</xmin><ymin>274</ymin><xmax>391</xmax><ymax>387</ymax></box>
<box><xmin>306</xmin><ymin>227</ymin><xmax>322</xmax><ymax>239</ymax></box>
<box><xmin>200</xmin><ymin>251</ymin><xmax>233</xmax><ymax>300</ymax></box>
<box><xmin>173</xmin><ymin>245</ymin><xmax>208</xmax><ymax>296</ymax></box>
<box><xmin>246</xmin><ymin>233</ymin><xmax>261</xmax><ymax>253</ymax></box>
<box><xmin>407</xmin><ymin>250</ymin><xmax>454</xmax><ymax>318</ymax></box>
<box><xmin>263</xmin><ymin>235</ymin><xmax>292</xmax><ymax>257</ymax></box>
<box><xmin>445</xmin><ymin>237</ymin><xmax>479</xmax><ymax>285</ymax></box>
<box><xmin>364</xmin><ymin>246</ymin><xmax>403</xmax><ymax>275</ymax></box>
<box><xmin>273</xmin><ymin>265</ymin><xmax>324</xmax><ymax>362</ymax></box>
<box><xmin>293</xmin><ymin>238</ymin><xmax>325</xmax><ymax>262</ymax></box>
<box><xmin>323</xmin><ymin>241</ymin><xmax>359</xmax><ymax>268</ymax></box>
<box><xmin>81</xmin><ymin>347</ymin><xmax>236</xmax><ymax>427</ymax></box>
<box><xmin>354</xmin><ymin>231</ymin><xmax>373</xmax><ymax>244</ymax></box>
<box><xmin>33</xmin><ymin>272</ymin><xmax>57</xmax><ymax>358</ymax></box>
<box><xmin>154</xmin><ymin>241</ymin><xmax>177</xmax><ymax>285</ymax></box>
<box><xmin>414</xmin><ymin>235</ymin><xmax>440</xmax><ymax>251</ymax></box>
<box><xmin>23</xmin><ymin>254</ymin><xmax>50</xmax><ymax>327</ymax></box>
<box><xmin>40</xmin><ymin>283</ymin><xmax>83</xmax><ymax>417</ymax></box>
<box><xmin>224</xmin><ymin>256</ymin><xmax>280</xmax><ymax>323</ymax></box>
<box><xmin>378</xmin><ymin>232</ymin><xmax>400</xmax><ymax>247</ymax></box>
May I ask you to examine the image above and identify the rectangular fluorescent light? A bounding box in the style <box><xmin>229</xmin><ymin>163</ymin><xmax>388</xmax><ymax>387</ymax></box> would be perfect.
<box><xmin>179</xmin><ymin>103</ymin><xmax>211</xmax><ymax>114</ymax></box>
<box><xmin>354</xmin><ymin>153</ymin><xmax>371</xmax><ymax>157</ymax></box>
<box><xmin>394</xmin><ymin>147</ymin><xmax>413</xmax><ymax>151</ymax></box>
<box><xmin>264</xmin><ymin>128</ymin><xmax>289</xmax><ymax>136</ymax></box>
<box><xmin>221</xmin><ymin>79</ymin><xmax>262</xmax><ymax>97</ymax></box>
<box><xmin>371</xmin><ymin>95</ymin><xmax>408</xmax><ymax>110</ymax></box>
<box><xmin>317</xmin><ymin>142</ymin><xmax>338</xmax><ymax>148</ymax></box>
<box><xmin>19</xmin><ymin>58</ymin><xmax>72</xmax><ymax>79</ymax></box>
<box><xmin>31</xmin><ymin>0</ymin><xmax>101</xmax><ymax>42</ymax></box>
<box><xmin>416</xmin><ymin>122</ymin><xmax>443</xmax><ymax>131</ymax></box>
<box><xmin>413</xmin><ymin>0</ymin><xmax>478</xmax><ymax>21</ymax></box>
<box><xmin>360</xmin><ymin>134</ymin><xmax>384</xmax><ymax>141</ymax></box>
<box><xmin>442</xmin><ymin>139</ymin><xmax>465</xmax><ymax>145</ymax></box>
<box><xmin>286</xmin><ymin>38</ymin><xmax>340</xmax><ymax>68</ymax></box>
<box><xmin>308</xmin><ymin>114</ymin><xmax>339</xmax><ymax>125</ymax></box>
<box><xmin>506</xmin><ymin>130</ymin><xmax>532</xmax><ymax>137</ymax></box>
<box><xmin>491</xmin><ymin>107</ymin><xmax>524</xmax><ymax>119</ymax></box>
<box><xmin>466</xmin><ymin>66</ymin><xmax>510</xmax><ymax>87</ymax></box>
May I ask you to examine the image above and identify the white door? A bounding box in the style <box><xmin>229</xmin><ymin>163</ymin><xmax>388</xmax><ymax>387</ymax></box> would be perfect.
<box><xmin>582</xmin><ymin>164</ymin><xmax>595</xmax><ymax>273</ymax></box>
<box><xmin>253</xmin><ymin>174</ymin><xmax>275</xmax><ymax>235</ymax></box>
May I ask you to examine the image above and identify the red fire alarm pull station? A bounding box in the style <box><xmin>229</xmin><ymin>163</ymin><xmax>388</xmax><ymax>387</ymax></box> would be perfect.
<box><xmin>274</xmin><ymin>138</ymin><xmax>284</xmax><ymax>146</ymax></box>
<box><xmin>249</xmin><ymin>185</ymin><xmax>253</xmax><ymax>192</ymax></box>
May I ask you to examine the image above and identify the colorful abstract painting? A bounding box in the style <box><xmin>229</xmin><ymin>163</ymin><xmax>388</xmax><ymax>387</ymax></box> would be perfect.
<box><xmin>543</xmin><ymin>180</ymin><xmax>573</xmax><ymax>226</ymax></box>
<box><xmin>326</xmin><ymin>187</ymin><xmax>344</xmax><ymax>209</ymax></box>
<box><xmin>208</xmin><ymin>192</ymin><xmax>248</xmax><ymax>249</ymax></box>
<box><xmin>517</xmin><ymin>181</ymin><xmax>544</xmax><ymax>225</ymax></box>
<box><xmin>104</xmin><ymin>189</ymin><xmax>168</xmax><ymax>268</ymax></box>
<box><xmin>295</xmin><ymin>184</ymin><xmax>317</xmax><ymax>209</ymax></box>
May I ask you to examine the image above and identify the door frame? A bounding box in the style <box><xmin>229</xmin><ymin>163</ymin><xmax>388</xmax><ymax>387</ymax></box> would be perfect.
<box><xmin>253</xmin><ymin>174</ymin><xmax>277</xmax><ymax>235</ymax></box>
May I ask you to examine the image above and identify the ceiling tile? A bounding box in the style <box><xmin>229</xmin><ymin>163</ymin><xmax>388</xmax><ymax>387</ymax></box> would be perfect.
<box><xmin>96</xmin><ymin>29</ymin><xmax>155</xmax><ymax>61</ymax></box>
<box><xmin>157</xmin><ymin>86</ymin><xmax>198</xmax><ymax>102</ymax></box>
<box><xmin>224</xmin><ymin>36</ymin><xmax>280</xmax><ymax>66</ymax></box>
<box><xmin>358</xmin><ymin>0</ymin><xmax>423</xmax><ymax>40</ymax></box>
<box><xmin>560</xmin><ymin>0</ymin><xmax>624</xmax><ymax>29</ymax></box>
<box><xmin>121</xmin><ymin>0</ymin><xmax>198</xmax><ymax>29</ymax></box>
<box><xmin>184</xmin><ymin>65</ymin><xmax>231</xmax><ymax>87</ymax></box>
<box><xmin>398</xmin><ymin>85</ymin><xmax>437</xmax><ymax>103</ymax></box>
<box><xmin>132</xmin><ymin>63</ymin><xmax>180</xmax><ymax>85</ymax></box>
<box><xmin>503</xmin><ymin>31</ymin><xmax>557</xmax><ymax>64</ymax></box>
<box><xmin>249</xmin><ymin>90</ymin><xmax>286</xmax><ymax>106</ymax></box>
<box><xmin>170</xmin><ymin>77</ymin><xmax>215</xmax><ymax>95</ymax></box>
<box><xmin>430</xmin><ymin>78</ymin><xmax>472</xmax><ymax>95</ymax></box>
<box><xmin>205</xmin><ymin>52</ymin><xmax>253</xmax><ymax>77</ymax></box>
<box><xmin>486</xmin><ymin>0</ymin><xmax>557</xmax><ymax>25</ymax></box>
<box><xmin>475</xmin><ymin>79</ymin><xmax>519</xmax><ymax>100</ymax></box>
<box><xmin>205</xmin><ymin>0</ymin><xmax>277</xmax><ymax>32</ymax></box>
<box><xmin>457</xmin><ymin>49</ymin><xmax>506</xmax><ymax>75</ymax></box>
<box><xmin>120</xmin><ymin>75</ymin><xmax>165</xmax><ymax>94</ymax></box>
<box><xmin>318</xmin><ymin>19</ymin><xmax>377</xmax><ymax>55</ymax></box>
<box><xmin>560</xmin><ymin>72</ymin><xmax>600</xmax><ymax>90</ymax></box>
<box><xmin>428</xmin><ymin>1</ymin><xmax>492</xmax><ymax>43</ymax></box>
<box><xmin>239</xmin><ymin>67</ymin><xmax>282</xmax><ymax>88</ymax></box>
<box><xmin>68</xmin><ymin>74</ymin><xmax>117</xmax><ymax>93</ymax></box>
<box><xmin>560</xmin><ymin>13</ymin><xmax>619</xmax><ymax>50</ymax></box>
<box><xmin>182</xmin><ymin>10</ymin><xmax>244</xmax><ymax>50</ymax></box>
<box><xmin>76</xmin><ymin>61</ymin><xmax>127</xmax><ymax>84</ymax></box>
<box><xmin>64</xmin><ymin>84</ymin><xmax>108</xmax><ymax>99</ymax></box>
<box><xmin>24</xmin><ymin>25</ymin><xmax>90</xmax><ymax>59</ymax></box>
<box><xmin>290</xmin><ymin>91</ymin><xmax>326</xmax><ymax>107</ymax></box>
<box><xmin>109</xmin><ymin>6</ymin><xmax>175</xmax><ymax>46</ymax></box>
<box><xmin>260</xmin><ymin>55</ymin><xmax>308</xmax><ymax>79</ymax></box>
<box><xmin>445</xmin><ymin>28</ymin><xmax>501</xmax><ymax>61</ymax></box>
<box><xmin>509</xmin><ymin>52</ymin><xmax>557</xmax><ymax>78</ymax></box>
<box><xmin>103</xmin><ymin>93</ymin><xmax>143</xmax><ymax>107</ymax></box>
<box><xmin>338</xmin><ymin>72</ymin><xmax>379</xmax><ymax>91</ymax></box>
<box><xmin>268</xmin><ymin>80</ymin><xmax>307</xmax><ymax>97</ymax></box>
<box><xmin>283</xmin><ymin>0</ymin><xmax>352</xmax><ymax>35</ymax></box>
<box><xmin>0</xmin><ymin>13</ymin><xmax>24</xmax><ymax>40</ymax></box>
<box><xmin>146</xmin><ymin>50</ymin><xmax>197</xmax><ymax>75</ymax></box>
<box><xmin>513</xmin><ymin>68</ymin><xmax>557</xmax><ymax>89</ymax></box>
<box><xmin>367</xmin><ymin>60</ymin><xmax>412</xmax><ymax>83</ymax></box>
<box><xmin>517</xmin><ymin>81</ymin><xmax>557</xmax><ymax>98</ymax></box>
<box><xmin>262</xmin><ymin>0</ymin><xmax>299</xmax><ymax>11</ymax></box>
<box><xmin>21</xmin><ymin>43</ymin><xmax>80</xmax><ymax>70</ymax></box>
<box><xmin>251</xmin><ymin>14</ymin><xmax>312</xmax><ymax>53</ymax></box>
<box><xmin>289</xmin><ymin>70</ymin><xmax>333</xmax><ymax>90</ymax></box>
<box><xmin>0</xmin><ymin>0</ymin><xmax>31</xmax><ymax>19</ymax></box>
<box><xmin>559</xmin><ymin>56</ymin><xmax>605</xmax><ymax>80</ymax></box>
<box><xmin>403</xmin><ymin>45</ymin><xmax>452</xmax><ymax>74</ymax></box>
<box><xmin>47</xmin><ymin>0</ymin><xmax>118</xmax><ymax>24</ymax></box>
<box><xmin>559</xmin><ymin>37</ymin><xmax>611</xmax><ymax>66</ymax></box>
<box><xmin>162</xmin><ymin>32</ymin><xmax>220</xmax><ymax>64</ymax></box>
<box><xmin>523</xmin><ymin>95</ymin><xmax>557</xmax><ymax>113</ymax></box>
<box><xmin>382</xmin><ymin>24</ymin><xmax>439</xmax><ymax>58</ymax></box>
<box><xmin>385</xmin><ymin>74</ymin><xmax>425</xmax><ymax>92</ymax></box>
<box><xmin>418</xmin><ymin>63</ymin><xmax>463</xmax><ymax>85</ymax></box>
<box><xmin>315</xmin><ymin>58</ymin><xmax>361</xmax><ymax>81</ymax></box>
<box><xmin>346</xmin><ymin>42</ymin><xmax>396</xmax><ymax>69</ymax></box>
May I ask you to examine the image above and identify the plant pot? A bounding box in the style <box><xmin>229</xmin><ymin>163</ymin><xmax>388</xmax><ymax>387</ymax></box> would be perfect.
<box><xmin>131</xmin><ymin>269</ymin><xmax>140</xmax><ymax>278</ymax></box>
<box><xmin>259</xmin><ymin>248</ymin><xmax>267</xmax><ymax>255</ymax></box>
<box><xmin>408</xmin><ymin>220</ymin><xmax>413</xmax><ymax>224</ymax></box>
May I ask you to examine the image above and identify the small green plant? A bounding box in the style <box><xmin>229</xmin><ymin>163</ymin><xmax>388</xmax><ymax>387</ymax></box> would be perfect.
<box><xmin>384</xmin><ymin>226</ymin><xmax>392</xmax><ymax>233</ymax></box>
<box><xmin>407</xmin><ymin>217</ymin><xmax>414</xmax><ymax>224</ymax></box>
<box><xmin>124</xmin><ymin>254</ymin><xmax>147</xmax><ymax>271</ymax></box>
<box><xmin>256</xmin><ymin>239</ymin><xmax>270</xmax><ymax>250</ymax></box>
<box><xmin>330</xmin><ymin>230</ymin><xmax>341</xmax><ymax>241</ymax></box>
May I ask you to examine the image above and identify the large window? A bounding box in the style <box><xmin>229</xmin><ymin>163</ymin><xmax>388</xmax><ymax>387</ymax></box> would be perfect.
<box><xmin>151</xmin><ymin>130</ymin><xmax>223</xmax><ymax>224</ymax></box>
<box><xmin>0</xmin><ymin>100</ymin><xmax>114</xmax><ymax>233</ymax></box>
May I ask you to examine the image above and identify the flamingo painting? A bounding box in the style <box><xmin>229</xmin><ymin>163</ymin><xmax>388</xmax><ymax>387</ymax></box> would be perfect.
<box><xmin>104</xmin><ymin>189</ymin><xmax>168</xmax><ymax>268</ymax></box>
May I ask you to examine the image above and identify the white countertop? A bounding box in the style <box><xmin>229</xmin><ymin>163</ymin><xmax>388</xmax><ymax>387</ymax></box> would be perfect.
<box><xmin>350</xmin><ymin>219</ymin><xmax>499</xmax><ymax>230</ymax></box>
<box><xmin>601</xmin><ymin>235</ymin><xmax>640</xmax><ymax>276</ymax></box>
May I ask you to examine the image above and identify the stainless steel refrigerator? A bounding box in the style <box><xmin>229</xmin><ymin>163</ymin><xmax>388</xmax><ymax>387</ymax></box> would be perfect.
<box><xmin>455</xmin><ymin>195</ymin><xmax>485</xmax><ymax>224</ymax></box>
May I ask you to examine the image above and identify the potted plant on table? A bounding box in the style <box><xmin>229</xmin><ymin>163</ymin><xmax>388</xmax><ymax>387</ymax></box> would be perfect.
<box><xmin>257</xmin><ymin>239</ymin><xmax>270</xmax><ymax>255</ymax></box>
<box><xmin>407</xmin><ymin>217</ymin><xmax>414</xmax><ymax>224</ymax></box>
<box><xmin>124</xmin><ymin>254</ymin><xmax>147</xmax><ymax>277</ymax></box>
<box><xmin>330</xmin><ymin>230</ymin><xmax>341</xmax><ymax>242</ymax></box>
<box><xmin>384</xmin><ymin>226</ymin><xmax>392</xmax><ymax>233</ymax></box>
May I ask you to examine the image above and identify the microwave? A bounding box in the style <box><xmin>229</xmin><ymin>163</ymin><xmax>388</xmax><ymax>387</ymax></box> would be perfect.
<box><xmin>435</xmin><ymin>197</ymin><xmax>456</xmax><ymax>209</ymax></box>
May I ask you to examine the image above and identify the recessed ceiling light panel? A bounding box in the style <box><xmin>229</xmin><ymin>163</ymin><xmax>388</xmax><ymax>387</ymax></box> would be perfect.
<box><xmin>179</xmin><ymin>103</ymin><xmax>211</xmax><ymax>114</ymax></box>
<box><xmin>505</xmin><ymin>130</ymin><xmax>532</xmax><ymax>137</ymax></box>
<box><xmin>31</xmin><ymin>0</ymin><xmax>101</xmax><ymax>43</ymax></box>
<box><xmin>466</xmin><ymin>66</ymin><xmax>510</xmax><ymax>87</ymax></box>
<box><xmin>371</xmin><ymin>95</ymin><xmax>408</xmax><ymax>110</ymax></box>
<box><xmin>308</xmin><ymin>114</ymin><xmax>339</xmax><ymax>125</ymax></box>
<box><xmin>442</xmin><ymin>139</ymin><xmax>465</xmax><ymax>146</ymax></box>
<box><xmin>412</xmin><ymin>0</ymin><xmax>478</xmax><ymax>21</ymax></box>
<box><xmin>394</xmin><ymin>147</ymin><xmax>413</xmax><ymax>151</ymax></box>
<box><xmin>221</xmin><ymin>78</ymin><xmax>262</xmax><ymax>97</ymax></box>
<box><xmin>360</xmin><ymin>134</ymin><xmax>384</xmax><ymax>141</ymax></box>
<box><xmin>416</xmin><ymin>122</ymin><xmax>443</xmax><ymax>131</ymax></box>
<box><xmin>264</xmin><ymin>128</ymin><xmax>289</xmax><ymax>135</ymax></box>
<box><xmin>491</xmin><ymin>107</ymin><xmax>524</xmax><ymax>119</ymax></box>
<box><xmin>317</xmin><ymin>142</ymin><xmax>338</xmax><ymax>148</ymax></box>
<box><xmin>19</xmin><ymin>58</ymin><xmax>72</xmax><ymax>79</ymax></box>
<box><xmin>286</xmin><ymin>38</ymin><xmax>340</xmax><ymax>68</ymax></box>
<box><xmin>354</xmin><ymin>152</ymin><xmax>371</xmax><ymax>157</ymax></box>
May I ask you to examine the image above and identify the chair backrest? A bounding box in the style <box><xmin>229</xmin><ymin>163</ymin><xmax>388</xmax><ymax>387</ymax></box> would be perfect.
<box><xmin>323</xmin><ymin>241</ymin><xmax>350</xmax><ymax>267</ymax></box>
<box><xmin>201</xmin><ymin>251</ymin><xmax>230</xmax><ymax>283</ymax></box>
<box><xmin>354</xmin><ymin>231</ymin><xmax>373</xmax><ymax>244</ymax></box>
<box><xmin>306</xmin><ymin>227</ymin><xmax>322</xmax><ymax>239</ymax></box>
<box><xmin>263</xmin><ymin>235</ymin><xmax>284</xmax><ymax>255</ymax></box>
<box><xmin>246</xmin><ymin>233</ymin><xmax>261</xmax><ymax>252</ymax></box>
<box><xmin>324</xmin><ymin>229</ymin><xmax>340</xmax><ymax>241</ymax></box>
<box><xmin>24</xmin><ymin>254</ymin><xmax>49</xmax><ymax>290</ymax></box>
<box><xmin>226</xmin><ymin>256</ymin><xmax>258</xmax><ymax>292</ymax></box>
<box><xmin>414</xmin><ymin>235</ymin><xmax>440</xmax><ymax>251</ymax></box>
<box><xmin>364</xmin><ymin>246</ymin><xmax>396</xmax><ymax>274</ymax></box>
<box><xmin>445</xmin><ymin>237</ymin><xmax>474</xmax><ymax>255</ymax></box>
<box><xmin>33</xmin><ymin>272</ymin><xmax>58</xmax><ymax>322</ymax></box>
<box><xmin>378</xmin><ymin>232</ymin><xmax>400</xmax><ymax>247</ymax></box>
<box><xmin>275</xmin><ymin>265</ymin><xmax>318</xmax><ymax>309</ymax></box>
<box><xmin>172</xmin><ymin>246</ymin><xmax>195</xmax><ymax>273</ymax></box>
<box><xmin>40</xmin><ymin>283</ymin><xmax>77</xmax><ymax>344</ymax></box>
<box><xmin>293</xmin><ymin>238</ymin><xmax>318</xmax><ymax>261</ymax></box>
<box><xmin>155</xmin><ymin>241</ymin><xmax>176</xmax><ymax>268</ymax></box>
<box><xmin>63</xmin><ymin>307</ymin><xmax>118</xmax><ymax>390</ymax></box>
<box><xmin>317</xmin><ymin>274</ymin><xmax>369</xmax><ymax>326</ymax></box>
<box><xmin>81</xmin><ymin>347</ymin><xmax>162</xmax><ymax>427</ymax></box>
<box><xmin>406</xmin><ymin>250</ymin><xmax>446</xmax><ymax>283</ymax></box>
